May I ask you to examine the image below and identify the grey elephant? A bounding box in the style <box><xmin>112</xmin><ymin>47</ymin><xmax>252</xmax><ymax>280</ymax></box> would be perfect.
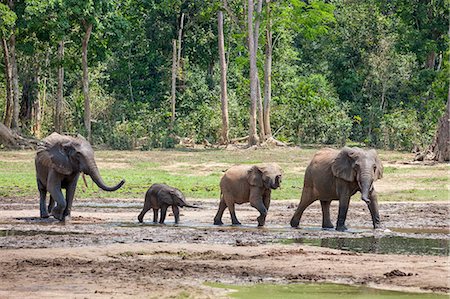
<box><xmin>137</xmin><ymin>184</ymin><xmax>198</xmax><ymax>224</ymax></box>
<box><xmin>290</xmin><ymin>147</ymin><xmax>383</xmax><ymax>231</ymax></box>
<box><xmin>213</xmin><ymin>163</ymin><xmax>282</xmax><ymax>226</ymax></box>
<box><xmin>35</xmin><ymin>132</ymin><xmax>125</xmax><ymax>221</ymax></box>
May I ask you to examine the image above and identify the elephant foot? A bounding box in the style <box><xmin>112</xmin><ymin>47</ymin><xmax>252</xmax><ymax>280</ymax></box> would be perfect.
<box><xmin>336</xmin><ymin>225</ymin><xmax>348</xmax><ymax>232</ymax></box>
<box><xmin>322</xmin><ymin>223</ymin><xmax>334</xmax><ymax>230</ymax></box>
<box><xmin>213</xmin><ymin>219</ymin><xmax>223</xmax><ymax>225</ymax></box>
<box><xmin>52</xmin><ymin>214</ymin><xmax>65</xmax><ymax>221</ymax></box>
<box><xmin>257</xmin><ymin>215</ymin><xmax>266</xmax><ymax>227</ymax></box>
<box><xmin>290</xmin><ymin>218</ymin><xmax>300</xmax><ymax>228</ymax></box>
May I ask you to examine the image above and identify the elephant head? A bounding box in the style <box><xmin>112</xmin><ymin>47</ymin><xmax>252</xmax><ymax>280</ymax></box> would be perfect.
<box><xmin>37</xmin><ymin>133</ymin><xmax>125</xmax><ymax>191</ymax></box>
<box><xmin>248</xmin><ymin>163</ymin><xmax>283</xmax><ymax>190</ymax></box>
<box><xmin>331</xmin><ymin>147</ymin><xmax>383</xmax><ymax>203</ymax></box>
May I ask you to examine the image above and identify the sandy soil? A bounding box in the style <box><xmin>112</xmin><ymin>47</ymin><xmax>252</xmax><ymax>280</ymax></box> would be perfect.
<box><xmin>0</xmin><ymin>197</ymin><xmax>449</xmax><ymax>298</ymax></box>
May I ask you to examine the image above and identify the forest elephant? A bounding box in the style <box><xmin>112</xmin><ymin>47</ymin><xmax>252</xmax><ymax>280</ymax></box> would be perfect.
<box><xmin>138</xmin><ymin>183</ymin><xmax>198</xmax><ymax>224</ymax></box>
<box><xmin>290</xmin><ymin>147</ymin><xmax>383</xmax><ymax>231</ymax></box>
<box><xmin>214</xmin><ymin>164</ymin><xmax>282</xmax><ymax>227</ymax></box>
<box><xmin>35</xmin><ymin>132</ymin><xmax>125</xmax><ymax>221</ymax></box>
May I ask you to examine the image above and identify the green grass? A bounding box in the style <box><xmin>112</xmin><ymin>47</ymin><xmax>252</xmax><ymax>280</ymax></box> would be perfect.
<box><xmin>0</xmin><ymin>148</ymin><xmax>447</xmax><ymax>201</ymax></box>
<box><xmin>205</xmin><ymin>282</ymin><xmax>448</xmax><ymax>299</ymax></box>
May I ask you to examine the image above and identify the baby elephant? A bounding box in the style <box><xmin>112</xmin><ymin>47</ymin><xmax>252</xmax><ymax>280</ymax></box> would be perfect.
<box><xmin>138</xmin><ymin>184</ymin><xmax>197</xmax><ymax>224</ymax></box>
<box><xmin>214</xmin><ymin>163</ymin><xmax>282</xmax><ymax>226</ymax></box>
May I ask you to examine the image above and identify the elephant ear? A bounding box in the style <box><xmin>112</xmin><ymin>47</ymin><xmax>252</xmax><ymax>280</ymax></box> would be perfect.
<box><xmin>369</xmin><ymin>149</ymin><xmax>383</xmax><ymax>180</ymax></box>
<box><xmin>36</xmin><ymin>141</ymin><xmax>74</xmax><ymax>176</ymax></box>
<box><xmin>158</xmin><ymin>189</ymin><xmax>174</xmax><ymax>205</ymax></box>
<box><xmin>248</xmin><ymin>166</ymin><xmax>263</xmax><ymax>187</ymax></box>
<box><xmin>331</xmin><ymin>147</ymin><xmax>357</xmax><ymax>182</ymax></box>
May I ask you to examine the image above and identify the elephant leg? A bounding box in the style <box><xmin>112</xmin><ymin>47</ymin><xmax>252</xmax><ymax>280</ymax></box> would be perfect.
<box><xmin>172</xmin><ymin>205</ymin><xmax>180</xmax><ymax>224</ymax></box>
<box><xmin>138</xmin><ymin>198</ymin><xmax>153</xmax><ymax>223</ymax></box>
<box><xmin>368</xmin><ymin>190</ymin><xmax>381</xmax><ymax>229</ymax></box>
<box><xmin>336</xmin><ymin>195</ymin><xmax>351</xmax><ymax>231</ymax></box>
<box><xmin>47</xmin><ymin>172</ymin><xmax>66</xmax><ymax>221</ymax></box>
<box><xmin>228</xmin><ymin>203</ymin><xmax>241</xmax><ymax>225</ymax></box>
<box><xmin>64</xmin><ymin>177</ymin><xmax>79</xmax><ymax>217</ymax></box>
<box><xmin>159</xmin><ymin>205</ymin><xmax>168</xmax><ymax>224</ymax></box>
<box><xmin>320</xmin><ymin>200</ymin><xmax>334</xmax><ymax>229</ymax></box>
<box><xmin>48</xmin><ymin>196</ymin><xmax>55</xmax><ymax>214</ymax></box>
<box><xmin>290</xmin><ymin>187</ymin><xmax>315</xmax><ymax>228</ymax></box>
<box><xmin>251</xmin><ymin>199</ymin><xmax>268</xmax><ymax>227</ymax></box>
<box><xmin>152</xmin><ymin>209</ymin><xmax>159</xmax><ymax>223</ymax></box>
<box><xmin>213</xmin><ymin>196</ymin><xmax>227</xmax><ymax>225</ymax></box>
<box><xmin>37</xmin><ymin>179</ymin><xmax>49</xmax><ymax>218</ymax></box>
<box><xmin>263</xmin><ymin>189</ymin><xmax>271</xmax><ymax>211</ymax></box>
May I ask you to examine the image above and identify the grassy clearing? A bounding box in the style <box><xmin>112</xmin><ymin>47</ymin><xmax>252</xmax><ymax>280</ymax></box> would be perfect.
<box><xmin>0</xmin><ymin>148</ymin><xmax>447</xmax><ymax>201</ymax></box>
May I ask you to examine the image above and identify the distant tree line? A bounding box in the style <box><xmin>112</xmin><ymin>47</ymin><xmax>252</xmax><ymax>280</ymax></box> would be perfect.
<box><xmin>0</xmin><ymin>0</ymin><xmax>447</xmax><ymax>160</ymax></box>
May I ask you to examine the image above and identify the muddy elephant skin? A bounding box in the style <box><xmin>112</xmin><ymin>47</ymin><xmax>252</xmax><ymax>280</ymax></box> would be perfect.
<box><xmin>35</xmin><ymin>132</ymin><xmax>125</xmax><ymax>221</ymax></box>
<box><xmin>214</xmin><ymin>163</ymin><xmax>282</xmax><ymax>226</ymax></box>
<box><xmin>290</xmin><ymin>147</ymin><xmax>383</xmax><ymax>231</ymax></box>
<box><xmin>138</xmin><ymin>183</ymin><xmax>197</xmax><ymax>224</ymax></box>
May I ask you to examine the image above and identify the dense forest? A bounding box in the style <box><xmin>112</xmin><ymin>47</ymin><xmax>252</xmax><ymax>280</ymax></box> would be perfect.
<box><xmin>0</xmin><ymin>0</ymin><xmax>448</xmax><ymax>157</ymax></box>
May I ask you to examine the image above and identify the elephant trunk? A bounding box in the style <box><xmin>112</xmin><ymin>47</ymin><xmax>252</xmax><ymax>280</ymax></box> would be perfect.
<box><xmin>359</xmin><ymin>172</ymin><xmax>373</xmax><ymax>204</ymax></box>
<box><xmin>86</xmin><ymin>160</ymin><xmax>125</xmax><ymax>192</ymax></box>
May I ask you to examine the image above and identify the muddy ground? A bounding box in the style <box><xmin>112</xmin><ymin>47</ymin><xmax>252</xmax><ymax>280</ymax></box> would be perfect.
<box><xmin>0</xmin><ymin>196</ymin><xmax>449</xmax><ymax>298</ymax></box>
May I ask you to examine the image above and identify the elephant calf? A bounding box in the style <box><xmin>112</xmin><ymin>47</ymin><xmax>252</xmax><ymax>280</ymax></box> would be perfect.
<box><xmin>214</xmin><ymin>164</ymin><xmax>282</xmax><ymax>226</ymax></box>
<box><xmin>290</xmin><ymin>147</ymin><xmax>383</xmax><ymax>231</ymax></box>
<box><xmin>138</xmin><ymin>184</ymin><xmax>197</xmax><ymax>224</ymax></box>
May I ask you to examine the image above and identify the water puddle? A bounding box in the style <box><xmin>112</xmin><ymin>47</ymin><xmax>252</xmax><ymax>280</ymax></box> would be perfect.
<box><xmin>281</xmin><ymin>236</ymin><xmax>449</xmax><ymax>256</ymax></box>
<box><xmin>207</xmin><ymin>282</ymin><xmax>448</xmax><ymax>299</ymax></box>
<box><xmin>0</xmin><ymin>229</ymin><xmax>85</xmax><ymax>237</ymax></box>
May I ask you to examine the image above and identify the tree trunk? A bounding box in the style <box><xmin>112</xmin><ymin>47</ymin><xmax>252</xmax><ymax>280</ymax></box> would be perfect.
<box><xmin>31</xmin><ymin>59</ymin><xmax>41</xmax><ymax>138</ymax></box>
<box><xmin>82</xmin><ymin>23</ymin><xmax>93</xmax><ymax>142</ymax></box>
<box><xmin>2</xmin><ymin>38</ymin><xmax>13</xmax><ymax>128</ymax></box>
<box><xmin>177</xmin><ymin>12</ymin><xmax>185</xmax><ymax>80</ymax></box>
<box><xmin>218</xmin><ymin>11</ymin><xmax>229</xmax><ymax>144</ymax></box>
<box><xmin>254</xmin><ymin>0</ymin><xmax>265</xmax><ymax>141</ymax></box>
<box><xmin>263</xmin><ymin>0</ymin><xmax>272</xmax><ymax>138</ymax></box>
<box><xmin>55</xmin><ymin>40</ymin><xmax>64</xmax><ymax>133</ymax></box>
<box><xmin>427</xmin><ymin>87</ymin><xmax>450</xmax><ymax>162</ymax></box>
<box><xmin>425</xmin><ymin>51</ymin><xmax>436</xmax><ymax>69</ymax></box>
<box><xmin>9</xmin><ymin>33</ymin><xmax>19</xmax><ymax>130</ymax></box>
<box><xmin>170</xmin><ymin>39</ymin><xmax>177</xmax><ymax>127</ymax></box>
<box><xmin>247</xmin><ymin>0</ymin><xmax>259</xmax><ymax>146</ymax></box>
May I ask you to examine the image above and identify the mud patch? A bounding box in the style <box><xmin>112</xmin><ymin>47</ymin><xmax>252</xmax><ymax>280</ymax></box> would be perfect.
<box><xmin>0</xmin><ymin>229</ymin><xmax>85</xmax><ymax>237</ymax></box>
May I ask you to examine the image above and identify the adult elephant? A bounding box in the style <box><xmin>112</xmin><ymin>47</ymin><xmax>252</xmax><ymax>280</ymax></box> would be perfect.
<box><xmin>290</xmin><ymin>147</ymin><xmax>383</xmax><ymax>231</ymax></box>
<box><xmin>35</xmin><ymin>132</ymin><xmax>125</xmax><ymax>221</ymax></box>
<box><xmin>213</xmin><ymin>163</ymin><xmax>282</xmax><ymax>226</ymax></box>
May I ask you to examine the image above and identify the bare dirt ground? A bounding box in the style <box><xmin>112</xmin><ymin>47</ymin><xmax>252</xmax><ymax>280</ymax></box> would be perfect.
<box><xmin>0</xmin><ymin>196</ymin><xmax>449</xmax><ymax>298</ymax></box>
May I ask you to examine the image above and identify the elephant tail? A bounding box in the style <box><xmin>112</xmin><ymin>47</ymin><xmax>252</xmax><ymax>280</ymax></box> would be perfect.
<box><xmin>184</xmin><ymin>204</ymin><xmax>202</xmax><ymax>209</ymax></box>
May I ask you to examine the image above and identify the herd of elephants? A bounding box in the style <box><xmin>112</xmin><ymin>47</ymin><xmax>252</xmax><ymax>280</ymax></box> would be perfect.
<box><xmin>35</xmin><ymin>132</ymin><xmax>383</xmax><ymax>231</ymax></box>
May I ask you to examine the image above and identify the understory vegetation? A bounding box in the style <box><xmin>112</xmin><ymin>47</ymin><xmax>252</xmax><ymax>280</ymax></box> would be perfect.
<box><xmin>0</xmin><ymin>0</ymin><xmax>447</xmax><ymax>151</ymax></box>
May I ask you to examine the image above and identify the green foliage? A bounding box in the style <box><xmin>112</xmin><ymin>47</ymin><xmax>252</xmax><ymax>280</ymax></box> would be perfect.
<box><xmin>0</xmin><ymin>0</ymin><xmax>447</xmax><ymax>152</ymax></box>
<box><xmin>273</xmin><ymin>74</ymin><xmax>352</xmax><ymax>145</ymax></box>
<box><xmin>379</xmin><ymin>109</ymin><xmax>422</xmax><ymax>150</ymax></box>
<box><xmin>0</xmin><ymin>3</ymin><xmax>16</xmax><ymax>38</ymax></box>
